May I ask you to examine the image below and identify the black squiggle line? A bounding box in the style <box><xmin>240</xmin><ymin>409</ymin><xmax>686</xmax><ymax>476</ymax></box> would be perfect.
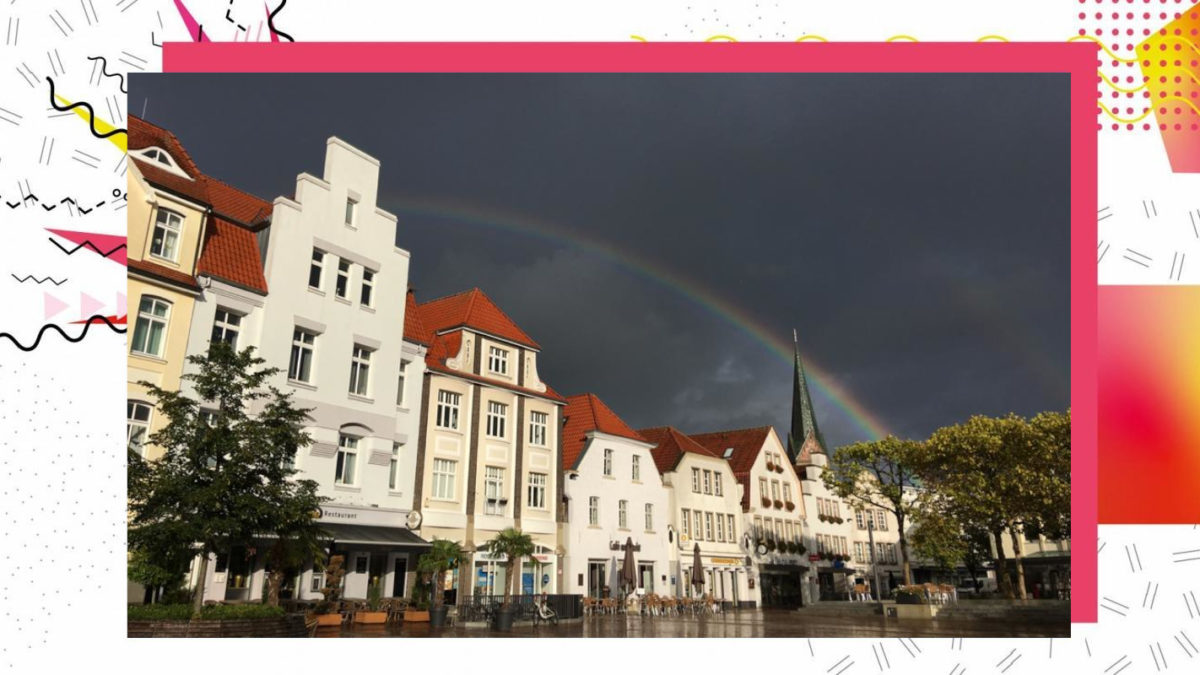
<box><xmin>0</xmin><ymin>315</ymin><xmax>125</xmax><ymax>352</ymax></box>
<box><xmin>11</xmin><ymin>274</ymin><xmax>67</xmax><ymax>285</ymax></box>
<box><xmin>86</xmin><ymin>56</ymin><xmax>128</xmax><ymax>94</ymax></box>
<box><xmin>49</xmin><ymin>237</ymin><xmax>127</xmax><ymax>259</ymax></box>
<box><xmin>268</xmin><ymin>0</ymin><xmax>295</xmax><ymax>42</ymax></box>
<box><xmin>46</xmin><ymin>77</ymin><xmax>127</xmax><ymax>140</ymax></box>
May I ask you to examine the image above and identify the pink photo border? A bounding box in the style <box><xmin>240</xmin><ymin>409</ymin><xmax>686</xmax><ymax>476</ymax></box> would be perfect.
<box><xmin>165</xmin><ymin>41</ymin><xmax>1098</xmax><ymax>623</ymax></box>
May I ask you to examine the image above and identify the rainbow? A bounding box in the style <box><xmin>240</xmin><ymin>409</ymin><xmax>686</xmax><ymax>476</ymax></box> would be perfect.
<box><xmin>386</xmin><ymin>194</ymin><xmax>892</xmax><ymax>442</ymax></box>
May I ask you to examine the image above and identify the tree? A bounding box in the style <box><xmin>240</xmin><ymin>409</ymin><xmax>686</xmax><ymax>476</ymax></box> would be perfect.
<box><xmin>823</xmin><ymin>435</ymin><xmax>922</xmax><ymax>585</ymax></box>
<box><xmin>907</xmin><ymin>507</ymin><xmax>966</xmax><ymax>576</ymax></box>
<box><xmin>479</xmin><ymin>528</ymin><xmax>536</xmax><ymax>608</ymax></box>
<box><xmin>127</xmin><ymin>342</ymin><xmax>325</xmax><ymax>617</ymax></box>
<box><xmin>417</xmin><ymin>538</ymin><xmax>464</xmax><ymax>610</ymax></box>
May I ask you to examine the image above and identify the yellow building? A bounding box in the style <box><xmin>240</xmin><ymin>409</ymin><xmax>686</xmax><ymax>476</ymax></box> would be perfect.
<box><xmin>125</xmin><ymin>116</ymin><xmax>211</xmax><ymax>461</ymax></box>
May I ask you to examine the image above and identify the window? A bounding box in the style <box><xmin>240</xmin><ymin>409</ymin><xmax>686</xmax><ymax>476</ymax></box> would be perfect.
<box><xmin>681</xmin><ymin>509</ymin><xmax>690</xmax><ymax>538</ymax></box>
<box><xmin>308</xmin><ymin>249</ymin><xmax>325</xmax><ymax>289</ymax></box>
<box><xmin>856</xmin><ymin>510</ymin><xmax>865</xmax><ymax>530</ymax></box>
<box><xmin>149</xmin><ymin>208</ymin><xmax>182</xmax><ymax>261</ymax></box>
<box><xmin>289</xmin><ymin>329</ymin><xmax>316</xmax><ymax>383</ymax></box>
<box><xmin>876</xmin><ymin>509</ymin><xmax>888</xmax><ymax>531</ymax></box>
<box><xmin>484</xmin><ymin>466</ymin><xmax>505</xmax><ymax>515</ymax></box>
<box><xmin>618</xmin><ymin>500</ymin><xmax>628</xmax><ymax>529</ymax></box>
<box><xmin>529</xmin><ymin>411</ymin><xmax>548</xmax><ymax>446</ymax></box>
<box><xmin>631</xmin><ymin>454</ymin><xmax>640</xmax><ymax>481</ymax></box>
<box><xmin>785</xmin><ymin>521</ymin><xmax>795</xmax><ymax>540</ymax></box>
<box><xmin>866</xmin><ymin>510</ymin><xmax>875</xmax><ymax>529</ymax></box>
<box><xmin>693</xmin><ymin>511</ymin><xmax>703</xmax><ymax>540</ymax></box>
<box><xmin>335</xmin><ymin>259</ymin><xmax>351</xmax><ymax>299</ymax></box>
<box><xmin>360</xmin><ymin>268</ymin><xmax>375</xmax><ymax>307</ymax></box>
<box><xmin>527</xmin><ymin>472</ymin><xmax>547</xmax><ymax>509</ymax></box>
<box><xmin>703</xmin><ymin>470</ymin><xmax>712</xmax><ymax>494</ymax></box>
<box><xmin>887</xmin><ymin>543</ymin><xmax>897</xmax><ymax>564</ymax></box>
<box><xmin>348</xmin><ymin>344</ymin><xmax>372</xmax><ymax>396</ymax></box>
<box><xmin>131</xmin><ymin>296</ymin><xmax>171</xmax><ymax>357</ymax></box>
<box><xmin>855</xmin><ymin>542</ymin><xmax>866</xmax><ymax>560</ymax></box>
<box><xmin>432</xmin><ymin>458</ymin><xmax>456</xmax><ymax>500</ymax></box>
<box><xmin>833</xmin><ymin>502</ymin><xmax>841</xmax><ymax>519</ymax></box>
<box><xmin>126</xmin><ymin>401</ymin><xmax>152</xmax><ymax>456</ymax></box>
<box><xmin>771</xmin><ymin>481</ymin><xmax>780</xmax><ymax>501</ymax></box>
<box><xmin>714</xmin><ymin>473</ymin><xmax>722</xmax><ymax>496</ymax></box>
<box><xmin>876</xmin><ymin>542</ymin><xmax>887</xmax><ymax>562</ymax></box>
<box><xmin>589</xmin><ymin>497</ymin><xmax>600</xmax><ymax>526</ymax></box>
<box><xmin>210</xmin><ymin>308</ymin><xmax>241</xmax><ymax>349</ymax></box>
<box><xmin>486</xmin><ymin>401</ymin><xmax>507</xmax><ymax>438</ymax></box>
<box><xmin>389</xmin><ymin>443</ymin><xmax>402</xmax><ymax>491</ymax></box>
<box><xmin>436</xmin><ymin>390</ymin><xmax>460</xmax><ymax>429</ymax></box>
<box><xmin>715</xmin><ymin>512</ymin><xmax>724</xmax><ymax>541</ymax></box>
<box><xmin>783</xmin><ymin>483</ymin><xmax>792</xmax><ymax>503</ymax></box>
<box><xmin>644</xmin><ymin>503</ymin><xmax>654</xmax><ymax>531</ymax></box>
<box><xmin>691</xmin><ymin>468</ymin><xmax>701</xmax><ymax>492</ymax></box>
<box><xmin>704</xmin><ymin>512</ymin><xmax>713</xmax><ymax>540</ymax></box>
<box><xmin>488</xmin><ymin>346</ymin><xmax>508</xmax><ymax>375</ymax></box>
<box><xmin>334</xmin><ymin>435</ymin><xmax>358</xmax><ymax>486</ymax></box>
<box><xmin>759</xmin><ymin>477</ymin><xmax>768</xmax><ymax>501</ymax></box>
<box><xmin>603</xmin><ymin>449</ymin><xmax>613</xmax><ymax>477</ymax></box>
<box><xmin>396</xmin><ymin>360</ymin><xmax>408</xmax><ymax>406</ymax></box>
<box><xmin>727</xmin><ymin>514</ymin><xmax>735</xmax><ymax>540</ymax></box>
<box><xmin>345</xmin><ymin>196</ymin><xmax>358</xmax><ymax>225</ymax></box>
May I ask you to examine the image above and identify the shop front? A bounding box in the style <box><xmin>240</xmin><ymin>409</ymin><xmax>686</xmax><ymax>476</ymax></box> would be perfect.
<box><xmin>681</xmin><ymin>555</ymin><xmax>755</xmax><ymax>609</ymax></box>
<box><xmin>299</xmin><ymin>504</ymin><xmax>430</xmax><ymax>602</ymax></box>
<box><xmin>469</xmin><ymin>545</ymin><xmax>558</xmax><ymax>600</ymax></box>
<box><xmin>759</xmin><ymin>563</ymin><xmax>808</xmax><ymax>608</ymax></box>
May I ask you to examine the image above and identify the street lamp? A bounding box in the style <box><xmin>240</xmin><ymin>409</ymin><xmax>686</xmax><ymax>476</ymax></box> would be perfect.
<box><xmin>867</xmin><ymin>519</ymin><xmax>883</xmax><ymax>603</ymax></box>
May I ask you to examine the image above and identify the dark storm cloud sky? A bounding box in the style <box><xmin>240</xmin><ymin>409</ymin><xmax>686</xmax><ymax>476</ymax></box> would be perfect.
<box><xmin>129</xmin><ymin>73</ymin><xmax>1070</xmax><ymax>447</ymax></box>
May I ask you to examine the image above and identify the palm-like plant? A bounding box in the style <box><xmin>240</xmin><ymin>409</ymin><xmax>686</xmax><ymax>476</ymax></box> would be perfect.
<box><xmin>480</xmin><ymin>528</ymin><xmax>536</xmax><ymax>608</ymax></box>
<box><xmin>417</xmin><ymin>538</ymin><xmax>464</xmax><ymax>610</ymax></box>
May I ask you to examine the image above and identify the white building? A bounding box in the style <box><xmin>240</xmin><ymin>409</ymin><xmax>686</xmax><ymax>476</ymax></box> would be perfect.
<box><xmin>691</xmin><ymin>426</ymin><xmax>811</xmax><ymax>608</ymax></box>
<box><xmin>187</xmin><ymin>136</ymin><xmax>429</xmax><ymax>603</ymax></box>
<box><xmin>639</xmin><ymin>426</ymin><xmax>759</xmax><ymax>609</ymax></box>
<box><xmin>560</xmin><ymin>394</ymin><xmax>671</xmax><ymax>599</ymax></box>
<box><xmin>407</xmin><ymin>287</ymin><xmax>565</xmax><ymax>601</ymax></box>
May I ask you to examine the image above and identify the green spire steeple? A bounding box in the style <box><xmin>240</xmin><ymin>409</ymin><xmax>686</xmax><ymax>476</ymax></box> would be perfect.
<box><xmin>787</xmin><ymin>329</ymin><xmax>827</xmax><ymax>461</ymax></box>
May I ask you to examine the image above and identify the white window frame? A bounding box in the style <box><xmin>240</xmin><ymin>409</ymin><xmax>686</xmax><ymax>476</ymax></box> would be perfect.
<box><xmin>334</xmin><ymin>435</ymin><xmax>358</xmax><ymax>486</ymax></box>
<box><xmin>485</xmin><ymin>401</ymin><xmax>507</xmax><ymax>439</ymax></box>
<box><xmin>603</xmin><ymin>448</ymin><xmax>613</xmax><ymax>477</ymax></box>
<box><xmin>487</xmin><ymin>346</ymin><xmax>509</xmax><ymax>375</ymax></box>
<box><xmin>618</xmin><ymin>500</ymin><xmax>628</xmax><ymax>529</ymax></box>
<box><xmin>484</xmin><ymin>466</ymin><xmax>506</xmax><ymax>515</ymax></box>
<box><xmin>309</xmin><ymin>248</ymin><xmax>325</xmax><ymax>290</ymax></box>
<box><xmin>703</xmin><ymin>470</ymin><xmax>712</xmax><ymax>495</ymax></box>
<box><xmin>876</xmin><ymin>509</ymin><xmax>888</xmax><ymax>531</ymax></box>
<box><xmin>529</xmin><ymin>411</ymin><xmax>548</xmax><ymax>447</ymax></box>
<box><xmin>348</xmin><ymin>344</ymin><xmax>372</xmax><ymax>397</ymax></box>
<box><xmin>335</xmin><ymin>259</ymin><xmax>351</xmax><ymax>299</ymax></box>
<box><xmin>704</xmin><ymin>512</ymin><xmax>713</xmax><ymax>540</ymax></box>
<box><xmin>389</xmin><ymin>442</ymin><xmax>402</xmax><ymax>491</ymax></box>
<box><xmin>631</xmin><ymin>454</ymin><xmax>640</xmax><ymax>482</ymax></box>
<box><xmin>527</xmin><ymin>472</ymin><xmax>547</xmax><ymax>510</ymax></box>
<box><xmin>693</xmin><ymin>511</ymin><xmax>703</xmax><ymax>540</ymax></box>
<box><xmin>127</xmin><ymin>401</ymin><xmax>152</xmax><ymax>457</ymax></box>
<box><xmin>691</xmin><ymin>468</ymin><xmax>701</xmax><ymax>493</ymax></box>
<box><xmin>432</xmin><ymin>458</ymin><xmax>457</xmax><ymax>500</ymax></box>
<box><xmin>396</xmin><ymin>360</ymin><xmax>408</xmax><ymax>407</ymax></box>
<box><xmin>131</xmin><ymin>296</ymin><xmax>171</xmax><ymax>358</ymax></box>
<box><xmin>289</xmin><ymin>328</ymin><xmax>316</xmax><ymax>383</ymax></box>
<box><xmin>727</xmin><ymin>514</ymin><xmax>735</xmax><ymax>540</ymax></box>
<box><xmin>360</xmin><ymin>268</ymin><xmax>375</xmax><ymax>307</ymax></box>
<box><xmin>211</xmin><ymin>308</ymin><xmax>241</xmax><ymax>349</ymax></box>
<box><xmin>149</xmin><ymin>208</ymin><xmax>183</xmax><ymax>262</ymax></box>
<box><xmin>131</xmin><ymin>146</ymin><xmax>191</xmax><ymax>178</ymax></box>
<box><xmin>345</xmin><ymin>196</ymin><xmax>358</xmax><ymax>226</ymax></box>
<box><xmin>681</xmin><ymin>509</ymin><xmax>690</xmax><ymax>538</ymax></box>
<box><xmin>715</xmin><ymin>512</ymin><xmax>724</xmax><ymax>541</ymax></box>
<box><xmin>714</xmin><ymin>472</ymin><xmax>722</xmax><ymax>496</ymax></box>
<box><xmin>644</xmin><ymin>503</ymin><xmax>654</xmax><ymax>531</ymax></box>
<box><xmin>589</xmin><ymin>496</ymin><xmax>600</xmax><ymax>526</ymax></box>
<box><xmin>436</xmin><ymin>390</ymin><xmax>460</xmax><ymax>430</ymax></box>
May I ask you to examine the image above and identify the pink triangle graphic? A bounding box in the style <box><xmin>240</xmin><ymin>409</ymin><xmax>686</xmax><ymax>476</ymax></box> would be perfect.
<box><xmin>81</xmin><ymin>291</ymin><xmax>104</xmax><ymax>318</ymax></box>
<box><xmin>46</xmin><ymin>229</ymin><xmax>127</xmax><ymax>265</ymax></box>
<box><xmin>116</xmin><ymin>292</ymin><xmax>127</xmax><ymax>317</ymax></box>
<box><xmin>44</xmin><ymin>292</ymin><xmax>68</xmax><ymax>320</ymax></box>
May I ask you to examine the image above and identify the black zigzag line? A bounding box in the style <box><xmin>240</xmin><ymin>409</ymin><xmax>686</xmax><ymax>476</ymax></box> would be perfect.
<box><xmin>46</xmin><ymin>76</ymin><xmax>127</xmax><ymax>140</ymax></box>
<box><xmin>86</xmin><ymin>56</ymin><xmax>128</xmax><ymax>94</ymax></box>
<box><xmin>49</xmin><ymin>237</ymin><xmax>127</xmax><ymax>258</ymax></box>
<box><xmin>0</xmin><ymin>315</ymin><xmax>125</xmax><ymax>352</ymax></box>
<box><xmin>11</xmin><ymin>274</ymin><xmax>67</xmax><ymax>285</ymax></box>
<box><xmin>268</xmin><ymin>0</ymin><xmax>295</xmax><ymax>41</ymax></box>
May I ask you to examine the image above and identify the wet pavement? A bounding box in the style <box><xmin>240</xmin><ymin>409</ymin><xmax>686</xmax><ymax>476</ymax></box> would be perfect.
<box><xmin>327</xmin><ymin>608</ymin><xmax>1068</xmax><ymax>638</ymax></box>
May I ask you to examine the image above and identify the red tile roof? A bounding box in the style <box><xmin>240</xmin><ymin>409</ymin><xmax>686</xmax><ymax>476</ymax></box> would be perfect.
<box><xmin>128</xmin><ymin>115</ymin><xmax>209</xmax><ymax>204</ymax></box>
<box><xmin>418</xmin><ymin>288</ymin><xmax>541</xmax><ymax>350</ymax></box>
<box><xmin>195</xmin><ymin>216</ymin><xmax>268</xmax><ymax>294</ymax></box>
<box><xmin>205</xmin><ymin>176</ymin><xmax>272</xmax><ymax>227</ymax></box>
<box><xmin>690</xmin><ymin>426</ymin><xmax>773</xmax><ymax>511</ymax></box>
<box><xmin>637</xmin><ymin>426</ymin><xmax>721</xmax><ymax>475</ymax></box>
<box><xmin>403</xmin><ymin>289</ymin><xmax>432</xmax><ymax>345</ymax></box>
<box><xmin>562</xmin><ymin>394</ymin><xmax>647</xmax><ymax>470</ymax></box>
<box><xmin>128</xmin><ymin>257</ymin><xmax>201</xmax><ymax>292</ymax></box>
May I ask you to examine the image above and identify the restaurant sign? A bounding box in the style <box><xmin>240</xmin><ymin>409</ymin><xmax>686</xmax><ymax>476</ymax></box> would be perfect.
<box><xmin>315</xmin><ymin>504</ymin><xmax>407</xmax><ymax>528</ymax></box>
<box><xmin>708</xmin><ymin>557</ymin><xmax>743</xmax><ymax>566</ymax></box>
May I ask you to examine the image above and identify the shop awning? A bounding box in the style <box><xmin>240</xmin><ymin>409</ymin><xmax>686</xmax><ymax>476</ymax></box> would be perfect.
<box><xmin>318</xmin><ymin>523</ymin><xmax>431</xmax><ymax>548</ymax></box>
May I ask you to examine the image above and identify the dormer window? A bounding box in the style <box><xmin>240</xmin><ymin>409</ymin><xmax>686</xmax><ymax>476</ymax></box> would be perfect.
<box><xmin>488</xmin><ymin>346</ymin><xmax>509</xmax><ymax>375</ymax></box>
<box><xmin>131</xmin><ymin>146</ymin><xmax>192</xmax><ymax>180</ymax></box>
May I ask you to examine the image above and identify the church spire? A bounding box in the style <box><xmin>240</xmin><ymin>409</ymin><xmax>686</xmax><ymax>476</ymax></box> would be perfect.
<box><xmin>787</xmin><ymin>329</ymin><xmax>827</xmax><ymax>462</ymax></box>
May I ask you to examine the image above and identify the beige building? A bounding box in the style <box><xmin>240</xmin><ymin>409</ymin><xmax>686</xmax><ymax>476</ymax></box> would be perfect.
<box><xmin>408</xmin><ymin>288</ymin><xmax>566</xmax><ymax>600</ymax></box>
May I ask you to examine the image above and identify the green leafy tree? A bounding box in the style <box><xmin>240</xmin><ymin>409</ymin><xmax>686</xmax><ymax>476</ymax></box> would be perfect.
<box><xmin>907</xmin><ymin>507</ymin><xmax>966</xmax><ymax>575</ymax></box>
<box><xmin>127</xmin><ymin>342</ymin><xmax>325</xmax><ymax>617</ymax></box>
<box><xmin>823</xmin><ymin>435</ymin><xmax>922</xmax><ymax>585</ymax></box>
<box><xmin>417</xmin><ymin>538</ymin><xmax>464</xmax><ymax>610</ymax></box>
<box><xmin>479</xmin><ymin>528</ymin><xmax>536</xmax><ymax>608</ymax></box>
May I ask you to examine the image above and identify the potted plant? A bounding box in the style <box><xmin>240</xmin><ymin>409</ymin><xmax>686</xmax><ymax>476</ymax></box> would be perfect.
<box><xmin>313</xmin><ymin>555</ymin><xmax>345</xmax><ymax>627</ymax></box>
<box><xmin>765</xmin><ymin>460</ymin><xmax>776</xmax><ymax>472</ymax></box>
<box><xmin>355</xmin><ymin>577</ymin><xmax>387</xmax><ymax>624</ymax></box>
<box><xmin>416</xmin><ymin>538</ymin><xmax>462</xmax><ymax>626</ymax></box>
<box><xmin>761</xmin><ymin>497</ymin><xmax>772</xmax><ymax>508</ymax></box>
<box><xmin>773</xmin><ymin>499</ymin><xmax>784</xmax><ymax>509</ymax></box>
<box><xmin>479</xmin><ymin>528</ymin><xmax>536</xmax><ymax>631</ymax></box>
<box><xmin>785</xmin><ymin>501</ymin><xmax>795</xmax><ymax>511</ymax></box>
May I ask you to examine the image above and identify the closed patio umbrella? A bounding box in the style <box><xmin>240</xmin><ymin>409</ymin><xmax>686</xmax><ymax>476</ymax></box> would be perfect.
<box><xmin>622</xmin><ymin>537</ymin><xmax>637</xmax><ymax>596</ymax></box>
<box><xmin>691</xmin><ymin>543</ymin><xmax>705</xmax><ymax>597</ymax></box>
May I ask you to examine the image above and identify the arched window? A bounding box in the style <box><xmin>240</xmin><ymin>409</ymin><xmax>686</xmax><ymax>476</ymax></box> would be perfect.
<box><xmin>131</xmin><ymin>295</ymin><xmax>171</xmax><ymax>357</ymax></box>
<box><xmin>131</xmin><ymin>146</ymin><xmax>192</xmax><ymax>179</ymax></box>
